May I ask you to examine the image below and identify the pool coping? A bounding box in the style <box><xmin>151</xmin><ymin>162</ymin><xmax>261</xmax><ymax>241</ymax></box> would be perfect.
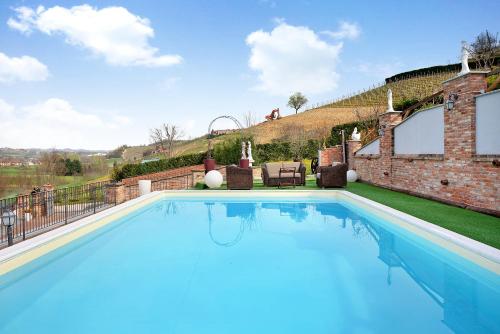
<box><xmin>1</xmin><ymin>189</ymin><xmax>499</xmax><ymax>276</ymax></box>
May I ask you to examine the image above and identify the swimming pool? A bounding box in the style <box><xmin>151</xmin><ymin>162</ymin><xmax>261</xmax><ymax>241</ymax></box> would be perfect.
<box><xmin>0</xmin><ymin>191</ymin><xmax>499</xmax><ymax>333</ymax></box>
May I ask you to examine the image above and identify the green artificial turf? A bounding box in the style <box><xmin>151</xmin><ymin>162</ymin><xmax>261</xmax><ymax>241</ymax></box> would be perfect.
<box><xmin>345</xmin><ymin>182</ymin><xmax>500</xmax><ymax>249</ymax></box>
<box><xmin>194</xmin><ymin>178</ymin><xmax>500</xmax><ymax>249</ymax></box>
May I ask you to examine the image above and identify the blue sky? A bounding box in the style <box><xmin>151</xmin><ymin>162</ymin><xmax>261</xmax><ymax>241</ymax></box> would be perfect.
<box><xmin>0</xmin><ymin>0</ymin><xmax>498</xmax><ymax>150</ymax></box>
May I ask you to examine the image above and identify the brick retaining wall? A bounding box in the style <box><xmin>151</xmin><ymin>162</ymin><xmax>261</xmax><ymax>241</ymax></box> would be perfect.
<box><xmin>353</xmin><ymin>72</ymin><xmax>499</xmax><ymax>216</ymax></box>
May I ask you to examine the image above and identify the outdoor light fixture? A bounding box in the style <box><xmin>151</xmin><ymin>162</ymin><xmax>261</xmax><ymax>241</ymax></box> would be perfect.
<box><xmin>446</xmin><ymin>93</ymin><xmax>458</xmax><ymax>111</ymax></box>
<box><xmin>1</xmin><ymin>210</ymin><xmax>16</xmax><ymax>246</ymax></box>
<box><xmin>378</xmin><ymin>126</ymin><xmax>385</xmax><ymax>137</ymax></box>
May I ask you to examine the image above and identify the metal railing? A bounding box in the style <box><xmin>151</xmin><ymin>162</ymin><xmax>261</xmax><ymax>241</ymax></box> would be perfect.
<box><xmin>0</xmin><ymin>181</ymin><xmax>114</xmax><ymax>248</ymax></box>
<box><xmin>0</xmin><ymin>173</ymin><xmax>196</xmax><ymax>248</ymax></box>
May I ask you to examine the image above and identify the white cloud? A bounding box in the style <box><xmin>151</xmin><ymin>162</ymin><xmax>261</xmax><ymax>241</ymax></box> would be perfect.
<box><xmin>322</xmin><ymin>21</ymin><xmax>361</xmax><ymax>40</ymax></box>
<box><xmin>0</xmin><ymin>98</ymin><xmax>134</xmax><ymax>149</ymax></box>
<box><xmin>246</xmin><ymin>21</ymin><xmax>343</xmax><ymax>96</ymax></box>
<box><xmin>0</xmin><ymin>52</ymin><xmax>49</xmax><ymax>83</ymax></box>
<box><xmin>8</xmin><ymin>5</ymin><xmax>182</xmax><ymax>67</ymax></box>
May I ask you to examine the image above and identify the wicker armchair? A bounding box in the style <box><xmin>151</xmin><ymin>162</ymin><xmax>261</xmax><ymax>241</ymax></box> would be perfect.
<box><xmin>316</xmin><ymin>163</ymin><xmax>348</xmax><ymax>188</ymax></box>
<box><xmin>226</xmin><ymin>165</ymin><xmax>253</xmax><ymax>190</ymax></box>
<box><xmin>261</xmin><ymin>162</ymin><xmax>306</xmax><ymax>187</ymax></box>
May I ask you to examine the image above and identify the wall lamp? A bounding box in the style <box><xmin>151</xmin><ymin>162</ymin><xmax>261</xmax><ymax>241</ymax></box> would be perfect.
<box><xmin>1</xmin><ymin>210</ymin><xmax>16</xmax><ymax>246</ymax></box>
<box><xmin>446</xmin><ymin>93</ymin><xmax>458</xmax><ymax>111</ymax></box>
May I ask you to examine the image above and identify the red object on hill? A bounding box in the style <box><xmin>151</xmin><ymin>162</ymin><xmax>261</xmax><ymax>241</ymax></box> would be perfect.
<box><xmin>265</xmin><ymin>108</ymin><xmax>281</xmax><ymax>121</ymax></box>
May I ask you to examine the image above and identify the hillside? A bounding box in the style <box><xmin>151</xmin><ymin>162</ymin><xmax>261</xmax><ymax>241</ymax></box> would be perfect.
<box><xmin>126</xmin><ymin>65</ymin><xmax>468</xmax><ymax>161</ymax></box>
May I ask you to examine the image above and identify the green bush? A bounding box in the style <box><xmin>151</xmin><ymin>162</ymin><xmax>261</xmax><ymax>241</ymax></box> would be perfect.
<box><xmin>213</xmin><ymin>137</ymin><xmax>253</xmax><ymax>165</ymax></box>
<box><xmin>393</xmin><ymin>98</ymin><xmax>419</xmax><ymax>111</ymax></box>
<box><xmin>112</xmin><ymin>152</ymin><xmax>206</xmax><ymax>181</ymax></box>
<box><xmin>213</xmin><ymin>137</ymin><xmax>319</xmax><ymax>165</ymax></box>
<box><xmin>330</xmin><ymin>122</ymin><xmax>364</xmax><ymax>146</ymax></box>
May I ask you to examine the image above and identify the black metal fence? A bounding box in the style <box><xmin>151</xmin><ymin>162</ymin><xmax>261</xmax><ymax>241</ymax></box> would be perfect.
<box><xmin>0</xmin><ymin>181</ymin><xmax>115</xmax><ymax>248</ymax></box>
<box><xmin>0</xmin><ymin>174</ymin><xmax>195</xmax><ymax>248</ymax></box>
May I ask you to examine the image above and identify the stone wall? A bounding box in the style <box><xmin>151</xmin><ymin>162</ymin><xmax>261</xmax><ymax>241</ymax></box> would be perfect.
<box><xmin>353</xmin><ymin>72</ymin><xmax>499</xmax><ymax>216</ymax></box>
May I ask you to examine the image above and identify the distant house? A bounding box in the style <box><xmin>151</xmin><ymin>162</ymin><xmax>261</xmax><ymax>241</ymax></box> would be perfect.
<box><xmin>210</xmin><ymin>129</ymin><xmax>238</xmax><ymax>136</ymax></box>
<box><xmin>0</xmin><ymin>158</ymin><xmax>24</xmax><ymax>166</ymax></box>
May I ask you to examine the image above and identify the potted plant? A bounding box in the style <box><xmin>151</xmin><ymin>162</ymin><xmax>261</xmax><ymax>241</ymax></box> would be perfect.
<box><xmin>204</xmin><ymin>149</ymin><xmax>216</xmax><ymax>173</ymax></box>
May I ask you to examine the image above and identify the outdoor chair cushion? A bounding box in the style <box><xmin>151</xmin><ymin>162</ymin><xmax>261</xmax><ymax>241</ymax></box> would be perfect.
<box><xmin>283</xmin><ymin>162</ymin><xmax>301</xmax><ymax>170</ymax></box>
<box><xmin>265</xmin><ymin>162</ymin><xmax>282</xmax><ymax>178</ymax></box>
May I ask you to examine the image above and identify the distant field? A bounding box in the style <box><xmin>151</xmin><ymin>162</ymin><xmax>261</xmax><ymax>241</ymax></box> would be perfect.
<box><xmin>0</xmin><ymin>165</ymin><xmax>111</xmax><ymax>199</ymax></box>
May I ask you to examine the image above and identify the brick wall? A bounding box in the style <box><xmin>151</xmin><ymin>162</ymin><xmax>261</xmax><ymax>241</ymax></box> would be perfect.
<box><xmin>121</xmin><ymin>164</ymin><xmax>206</xmax><ymax>186</ymax></box>
<box><xmin>353</xmin><ymin>72</ymin><xmax>499</xmax><ymax>216</ymax></box>
<box><xmin>319</xmin><ymin>146</ymin><xmax>344</xmax><ymax>166</ymax></box>
<box><xmin>106</xmin><ymin>164</ymin><xmax>228</xmax><ymax>202</ymax></box>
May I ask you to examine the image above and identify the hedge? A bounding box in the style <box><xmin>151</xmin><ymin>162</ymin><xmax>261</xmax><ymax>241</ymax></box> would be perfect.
<box><xmin>213</xmin><ymin>137</ymin><xmax>319</xmax><ymax>165</ymax></box>
<box><xmin>330</xmin><ymin>121</ymin><xmax>369</xmax><ymax>146</ymax></box>
<box><xmin>112</xmin><ymin>152</ymin><xmax>205</xmax><ymax>181</ymax></box>
<box><xmin>384</xmin><ymin>57</ymin><xmax>500</xmax><ymax>83</ymax></box>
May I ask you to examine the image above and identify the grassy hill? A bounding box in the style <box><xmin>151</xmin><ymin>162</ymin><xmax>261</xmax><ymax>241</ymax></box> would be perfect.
<box><xmin>142</xmin><ymin>66</ymin><xmax>458</xmax><ymax>158</ymax></box>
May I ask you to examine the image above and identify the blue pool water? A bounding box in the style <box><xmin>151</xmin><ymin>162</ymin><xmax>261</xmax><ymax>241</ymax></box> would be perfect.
<box><xmin>0</xmin><ymin>198</ymin><xmax>499</xmax><ymax>333</ymax></box>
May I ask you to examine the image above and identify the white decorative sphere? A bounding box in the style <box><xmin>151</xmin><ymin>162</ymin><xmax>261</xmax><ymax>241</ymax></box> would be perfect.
<box><xmin>204</xmin><ymin>170</ymin><xmax>224</xmax><ymax>188</ymax></box>
<box><xmin>346</xmin><ymin>170</ymin><xmax>358</xmax><ymax>182</ymax></box>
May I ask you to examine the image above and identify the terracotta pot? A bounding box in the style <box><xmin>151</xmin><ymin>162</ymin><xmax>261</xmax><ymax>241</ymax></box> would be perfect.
<box><xmin>204</xmin><ymin>158</ymin><xmax>216</xmax><ymax>172</ymax></box>
<box><xmin>239</xmin><ymin>159</ymin><xmax>250</xmax><ymax>168</ymax></box>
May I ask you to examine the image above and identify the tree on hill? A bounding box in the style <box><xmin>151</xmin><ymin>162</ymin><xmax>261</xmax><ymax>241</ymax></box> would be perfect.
<box><xmin>150</xmin><ymin>123</ymin><xmax>184</xmax><ymax>158</ymax></box>
<box><xmin>287</xmin><ymin>92</ymin><xmax>308</xmax><ymax>114</ymax></box>
<box><xmin>467</xmin><ymin>30</ymin><xmax>499</xmax><ymax>70</ymax></box>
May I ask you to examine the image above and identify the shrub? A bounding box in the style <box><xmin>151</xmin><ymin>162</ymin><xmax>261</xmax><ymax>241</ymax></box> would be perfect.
<box><xmin>393</xmin><ymin>98</ymin><xmax>419</xmax><ymax>111</ymax></box>
<box><xmin>329</xmin><ymin>120</ymin><xmax>380</xmax><ymax>146</ymax></box>
<box><xmin>213</xmin><ymin>137</ymin><xmax>319</xmax><ymax>165</ymax></box>
<box><xmin>112</xmin><ymin>152</ymin><xmax>205</xmax><ymax>181</ymax></box>
<box><xmin>213</xmin><ymin>137</ymin><xmax>253</xmax><ymax>165</ymax></box>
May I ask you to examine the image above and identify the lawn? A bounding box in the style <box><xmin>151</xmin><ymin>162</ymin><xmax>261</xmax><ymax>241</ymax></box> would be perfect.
<box><xmin>346</xmin><ymin>182</ymin><xmax>500</xmax><ymax>250</ymax></box>
<box><xmin>194</xmin><ymin>179</ymin><xmax>500</xmax><ymax>249</ymax></box>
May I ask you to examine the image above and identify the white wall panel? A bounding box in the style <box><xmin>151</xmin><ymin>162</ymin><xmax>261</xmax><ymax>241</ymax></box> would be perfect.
<box><xmin>394</xmin><ymin>106</ymin><xmax>444</xmax><ymax>155</ymax></box>
<box><xmin>476</xmin><ymin>90</ymin><xmax>500</xmax><ymax>155</ymax></box>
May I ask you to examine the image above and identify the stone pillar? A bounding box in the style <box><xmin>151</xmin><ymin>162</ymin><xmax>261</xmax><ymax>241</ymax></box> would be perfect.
<box><xmin>41</xmin><ymin>184</ymin><xmax>54</xmax><ymax>216</ymax></box>
<box><xmin>377</xmin><ymin>110</ymin><xmax>402</xmax><ymax>185</ymax></box>
<box><xmin>319</xmin><ymin>146</ymin><xmax>344</xmax><ymax>166</ymax></box>
<box><xmin>105</xmin><ymin>183</ymin><xmax>126</xmax><ymax>204</ymax></box>
<box><xmin>347</xmin><ymin>140</ymin><xmax>362</xmax><ymax>170</ymax></box>
<box><xmin>442</xmin><ymin>72</ymin><xmax>488</xmax><ymax>159</ymax></box>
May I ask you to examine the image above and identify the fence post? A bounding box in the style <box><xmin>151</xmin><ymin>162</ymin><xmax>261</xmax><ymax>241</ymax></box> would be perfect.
<box><xmin>93</xmin><ymin>186</ymin><xmax>97</xmax><ymax>214</ymax></box>
<box><xmin>64</xmin><ymin>188</ymin><xmax>68</xmax><ymax>224</ymax></box>
<box><xmin>22</xmin><ymin>196</ymin><xmax>26</xmax><ymax>240</ymax></box>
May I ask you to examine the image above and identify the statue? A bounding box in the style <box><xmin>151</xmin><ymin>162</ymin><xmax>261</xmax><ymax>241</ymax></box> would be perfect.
<box><xmin>241</xmin><ymin>141</ymin><xmax>247</xmax><ymax>159</ymax></box>
<box><xmin>351</xmin><ymin>127</ymin><xmax>361</xmax><ymax>141</ymax></box>
<box><xmin>387</xmin><ymin>89</ymin><xmax>394</xmax><ymax>112</ymax></box>
<box><xmin>459</xmin><ymin>41</ymin><xmax>470</xmax><ymax>75</ymax></box>
<box><xmin>247</xmin><ymin>141</ymin><xmax>254</xmax><ymax>167</ymax></box>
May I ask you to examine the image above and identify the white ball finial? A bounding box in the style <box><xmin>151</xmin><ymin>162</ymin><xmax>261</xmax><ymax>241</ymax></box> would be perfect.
<box><xmin>347</xmin><ymin>170</ymin><xmax>358</xmax><ymax>182</ymax></box>
<box><xmin>204</xmin><ymin>170</ymin><xmax>223</xmax><ymax>188</ymax></box>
